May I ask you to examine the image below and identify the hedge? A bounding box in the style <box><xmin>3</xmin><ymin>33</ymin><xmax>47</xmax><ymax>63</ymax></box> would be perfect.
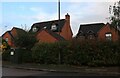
<box><xmin>2</xmin><ymin>49</ymin><xmax>33</xmax><ymax>63</ymax></box>
<box><xmin>31</xmin><ymin>40</ymin><xmax>120</xmax><ymax>66</ymax></box>
<box><xmin>2</xmin><ymin>40</ymin><xmax>120</xmax><ymax>66</ymax></box>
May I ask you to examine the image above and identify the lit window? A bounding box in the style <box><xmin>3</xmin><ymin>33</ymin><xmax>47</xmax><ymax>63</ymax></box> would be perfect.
<box><xmin>5</xmin><ymin>38</ymin><xmax>8</xmax><ymax>42</ymax></box>
<box><xmin>105</xmin><ymin>33</ymin><xmax>112</xmax><ymax>41</ymax></box>
<box><xmin>51</xmin><ymin>24</ymin><xmax>57</xmax><ymax>31</ymax></box>
<box><xmin>32</xmin><ymin>27</ymin><xmax>37</xmax><ymax>32</ymax></box>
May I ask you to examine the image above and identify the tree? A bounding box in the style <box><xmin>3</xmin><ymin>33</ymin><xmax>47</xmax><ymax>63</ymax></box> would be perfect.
<box><xmin>14</xmin><ymin>31</ymin><xmax>37</xmax><ymax>49</ymax></box>
<box><xmin>1</xmin><ymin>39</ymin><xmax>10</xmax><ymax>51</ymax></box>
<box><xmin>109</xmin><ymin>1</ymin><xmax>120</xmax><ymax>29</ymax></box>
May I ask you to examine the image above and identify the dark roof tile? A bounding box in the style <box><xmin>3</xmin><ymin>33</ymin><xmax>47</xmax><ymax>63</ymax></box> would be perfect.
<box><xmin>77</xmin><ymin>23</ymin><xmax>105</xmax><ymax>36</ymax></box>
<box><xmin>30</xmin><ymin>19</ymin><xmax>65</xmax><ymax>32</ymax></box>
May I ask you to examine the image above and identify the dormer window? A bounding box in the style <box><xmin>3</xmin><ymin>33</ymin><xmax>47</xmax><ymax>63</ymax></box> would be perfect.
<box><xmin>51</xmin><ymin>24</ymin><xmax>57</xmax><ymax>31</ymax></box>
<box><xmin>87</xmin><ymin>30</ymin><xmax>94</xmax><ymax>34</ymax></box>
<box><xmin>44</xmin><ymin>26</ymin><xmax>47</xmax><ymax>29</ymax></box>
<box><xmin>105</xmin><ymin>33</ymin><xmax>112</xmax><ymax>41</ymax></box>
<box><xmin>32</xmin><ymin>27</ymin><xmax>37</xmax><ymax>32</ymax></box>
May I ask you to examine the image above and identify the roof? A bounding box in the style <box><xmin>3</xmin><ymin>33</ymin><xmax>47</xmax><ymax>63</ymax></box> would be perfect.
<box><xmin>2</xmin><ymin>31</ymin><xmax>13</xmax><ymax>38</ymax></box>
<box><xmin>12</xmin><ymin>27</ymin><xmax>26</xmax><ymax>33</ymax></box>
<box><xmin>30</xmin><ymin>19</ymin><xmax>65</xmax><ymax>32</ymax></box>
<box><xmin>2</xmin><ymin>27</ymin><xmax>26</xmax><ymax>39</ymax></box>
<box><xmin>77</xmin><ymin>23</ymin><xmax>105</xmax><ymax>36</ymax></box>
<box><xmin>37</xmin><ymin>29</ymin><xmax>65</xmax><ymax>41</ymax></box>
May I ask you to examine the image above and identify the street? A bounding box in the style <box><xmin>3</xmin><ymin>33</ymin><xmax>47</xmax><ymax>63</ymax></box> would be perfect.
<box><xmin>2</xmin><ymin>67</ymin><xmax>92</xmax><ymax>76</ymax></box>
<box><xmin>2</xmin><ymin>67</ymin><xmax>119</xmax><ymax>78</ymax></box>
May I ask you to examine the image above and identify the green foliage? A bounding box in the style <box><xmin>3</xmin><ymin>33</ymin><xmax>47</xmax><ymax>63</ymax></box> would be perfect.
<box><xmin>31</xmin><ymin>42</ymin><xmax>69</xmax><ymax>64</ymax></box>
<box><xmin>2</xmin><ymin>39</ymin><xmax>10</xmax><ymax>50</ymax></box>
<box><xmin>109</xmin><ymin>1</ymin><xmax>120</xmax><ymax>29</ymax></box>
<box><xmin>21</xmin><ymin>49</ymin><xmax>33</xmax><ymax>63</ymax></box>
<box><xmin>3</xmin><ymin>39</ymin><xmax>120</xmax><ymax>66</ymax></box>
<box><xmin>2</xmin><ymin>49</ymin><xmax>10</xmax><ymax>61</ymax></box>
<box><xmin>14</xmin><ymin>31</ymin><xmax>37</xmax><ymax>49</ymax></box>
<box><xmin>31</xmin><ymin>40</ymin><xmax>120</xmax><ymax>66</ymax></box>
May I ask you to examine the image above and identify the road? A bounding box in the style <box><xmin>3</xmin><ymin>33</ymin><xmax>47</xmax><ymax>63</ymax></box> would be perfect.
<box><xmin>2</xmin><ymin>67</ymin><xmax>119</xmax><ymax>78</ymax></box>
<box><xmin>2</xmin><ymin>67</ymin><xmax>92</xmax><ymax>76</ymax></box>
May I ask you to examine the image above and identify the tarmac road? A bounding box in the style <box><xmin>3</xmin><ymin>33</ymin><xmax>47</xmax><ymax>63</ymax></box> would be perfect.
<box><xmin>2</xmin><ymin>67</ymin><xmax>119</xmax><ymax>78</ymax></box>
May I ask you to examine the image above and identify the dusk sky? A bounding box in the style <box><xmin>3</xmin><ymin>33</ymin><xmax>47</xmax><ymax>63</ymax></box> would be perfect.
<box><xmin>0</xmin><ymin>0</ymin><xmax>118</xmax><ymax>36</ymax></box>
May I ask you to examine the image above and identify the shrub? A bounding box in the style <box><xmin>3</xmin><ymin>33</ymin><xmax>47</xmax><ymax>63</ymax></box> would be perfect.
<box><xmin>2</xmin><ymin>49</ymin><xmax>10</xmax><ymax>61</ymax></box>
<box><xmin>29</xmin><ymin>40</ymin><xmax>120</xmax><ymax>66</ymax></box>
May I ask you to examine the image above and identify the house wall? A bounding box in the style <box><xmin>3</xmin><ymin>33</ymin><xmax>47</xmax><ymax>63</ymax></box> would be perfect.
<box><xmin>98</xmin><ymin>24</ymin><xmax>119</xmax><ymax>41</ymax></box>
<box><xmin>59</xmin><ymin>14</ymin><xmax>73</xmax><ymax>41</ymax></box>
<box><xmin>2</xmin><ymin>32</ymin><xmax>14</xmax><ymax>47</ymax></box>
<box><xmin>11</xmin><ymin>28</ymin><xmax>17</xmax><ymax>37</ymax></box>
<box><xmin>36</xmin><ymin>30</ymin><xmax>58</xmax><ymax>43</ymax></box>
<box><xmin>2</xmin><ymin>28</ymin><xmax>18</xmax><ymax>48</ymax></box>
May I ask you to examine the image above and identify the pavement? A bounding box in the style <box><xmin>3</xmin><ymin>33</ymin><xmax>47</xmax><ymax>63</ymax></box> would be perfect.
<box><xmin>2</xmin><ymin>61</ymin><xmax>120</xmax><ymax>76</ymax></box>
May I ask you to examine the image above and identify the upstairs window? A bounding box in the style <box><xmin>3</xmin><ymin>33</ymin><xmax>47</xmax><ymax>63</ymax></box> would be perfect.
<box><xmin>51</xmin><ymin>24</ymin><xmax>57</xmax><ymax>31</ymax></box>
<box><xmin>87</xmin><ymin>30</ymin><xmax>94</xmax><ymax>34</ymax></box>
<box><xmin>32</xmin><ymin>27</ymin><xmax>37</xmax><ymax>32</ymax></box>
<box><xmin>5</xmin><ymin>38</ymin><xmax>8</xmax><ymax>42</ymax></box>
<box><xmin>105</xmin><ymin>33</ymin><xmax>112</xmax><ymax>41</ymax></box>
<box><xmin>44</xmin><ymin>26</ymin><xmax>47</xmax><ymax>29</ymax></box>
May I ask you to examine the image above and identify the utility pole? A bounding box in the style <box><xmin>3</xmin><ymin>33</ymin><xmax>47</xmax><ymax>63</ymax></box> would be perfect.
<box><xmin>58</xmin><ymin>0</ymin><xmax>61</xmax><ymax>34</ymax></box>
<box><xmin>58</xmin><ymin>0</ymin><xmax>60</xmax><ymax>21</ymax></box>
<box><xmin>58</xmin><ymin>0</ymin><xmax>61</xmax><ymax>64</ymax></box>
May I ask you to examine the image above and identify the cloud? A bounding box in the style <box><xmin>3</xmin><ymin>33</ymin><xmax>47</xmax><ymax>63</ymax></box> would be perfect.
<box><xmin>29</xmin><ymin>7</ymin><xmax>44</xmax><ymax>12</ymax></box>
<box><xmin>62</xmin><ymin>2</ymin><xmax>114</xmax><ymax>36</ymax></box>
<box><xmin>1</xmin><ymin>2</ymin><xmax>116</xmax><ymax>36</ymax></box>
<box><xmin>27</xmin><ymin>2</ymin><xmax>114</xmax><ymax>36</ymax></box>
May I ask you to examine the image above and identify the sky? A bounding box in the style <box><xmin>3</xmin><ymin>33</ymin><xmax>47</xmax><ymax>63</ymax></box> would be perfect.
<box><xmin>0</xmin><ymin>0</ymin><xmax>118</xmax><ymax>36</ymax></box>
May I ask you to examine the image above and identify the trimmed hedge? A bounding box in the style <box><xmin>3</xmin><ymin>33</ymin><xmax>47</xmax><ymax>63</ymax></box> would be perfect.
<box><xmin>2</xmin><ymin>49</ymin><xmax>33</xmax><ymax>63</ymax></box>
<box><xmin>2</xmin><ymin>40</ymin><xmax>120</xmax><ymax>66</ymax></box>
<box><xmin>31</xmin><ymin>42</ymin><xmax>69</xmax><ymax>64</ymax></box>
<box><xmin>2</xmin><ymin>49</ymin><xmax>10</xmax><ymax>61</ymax></box>
<box><xmin>31</xmin><ymin>40</ymin><xmax>120</xmax><ymax>66</ymax></box>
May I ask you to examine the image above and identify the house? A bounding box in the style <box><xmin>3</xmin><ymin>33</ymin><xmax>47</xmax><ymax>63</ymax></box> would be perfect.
<box><xmin>30</xmin><ymin>13</ymin><xmax>73</xmax><ymax>43</ymax></box>
<box><xmin>2</xmin><ymin>27</ymin><xmax>25</xmax><ymax>48</ymax></box>
<box><xmin>76</xmin><ymin>23</ymin><xmax>119</xmax><ymax>41</ymax></box>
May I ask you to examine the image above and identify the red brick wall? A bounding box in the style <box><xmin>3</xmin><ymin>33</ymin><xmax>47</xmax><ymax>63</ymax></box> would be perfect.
<box><xmin>2</xmin><ymin>28</ymin><xmax>18</xmax><ymax>48</ymax></box>
<box><xmin>36</xmin><ymin>30</ymin><xmax>58</xmax><ymax>43</ymax></box>
<box><xmin>11</xmin><ymin>28</ymin><xmax>17</xmax><ymax>37</ymax></box>
<box><xmin>98</xmin><ymin>24</ymin><xmax>119</xmax><ymax>41</ymax></box>
<box><xmin>59</xmin><ymin>14</ymin><xmax>73</xmax><ymax>41</ymax></box>
<box><xmin>2</xmin><ymin>32</ymin><xmax>14</xmax><ymax>47</ymax></box>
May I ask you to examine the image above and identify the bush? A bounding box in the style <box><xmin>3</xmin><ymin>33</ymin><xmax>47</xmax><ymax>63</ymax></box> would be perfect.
<box><xmin>2</xmin><ymin>49</ymin><xmax>10</xmax><ymax>61</ymax></box>
<box><xmin>31</xmin><ymin>42</ymin><xmax>69</xmax><ymax>64</ymax></box>
<box><xmin>21</xmin><ymin>49</ymin><xmax>33</xmax><ymax>63</ymax></box>
<box><xmin>31</xmin><ymin>40</ymin><xmax>120</xmax><ymax>66</ymax></box>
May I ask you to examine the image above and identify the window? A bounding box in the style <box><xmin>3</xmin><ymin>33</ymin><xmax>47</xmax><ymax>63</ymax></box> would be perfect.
<box><xmin>32</xmin><ymin>27</ymin><xmax>37</xmax><ymax>32</ymax></box>
<box><xmin>44</xmin><ymin>26</ymin><xmax>47</xmax><ymax>29</ymax></box>
<box><xmin>51</xmin><ymin>24</ymin><xmax>57</xmax><ymax>31</ymax></box>
<box><xmin>88</xmin><ymin>30</ymin><xmax>93</xmax><ymax>33</ymax></box>
<box><xmin>5</xmin><ymin>38</ymin><xmax>8</xmax><ymax>42</ymax></box>
<box><xmin>105</xmin><ymin>33</ymin><xmax>112</xmax><ymax>41</ymax></box>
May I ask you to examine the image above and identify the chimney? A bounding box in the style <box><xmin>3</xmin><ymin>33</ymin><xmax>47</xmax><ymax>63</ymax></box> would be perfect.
<box><xmin>65</xmin><ymin>13</ymin><xmax>70</xmax><ymax>20</ymax></box>
<box><xmin>65</xmin><ymin>13</ymin><xmax>70</xmax><ymax>24</ymax></box>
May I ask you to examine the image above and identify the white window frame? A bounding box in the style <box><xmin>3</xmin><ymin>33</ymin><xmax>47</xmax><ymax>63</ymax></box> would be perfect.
<box><xmin>44</xmin><ymin>26</ymin><xmax>47</xmax><ymax>29</ymax></box>
<box><xmin>32</xmin><ymin>27</ymin><xmax>37</xmax><ymax>32</ymax></box>
<box><xmin>51</xmin><ymin>24</ymin><xmax>57</xmax><ymax>30</ymax></box>
<box><xmin>5</xmin><ymin>38</ymin><xmax>8</xmax><ymax>42</ymax></box>
<box><xmin>105</xmin><ymin>33</ymin><xmax>112</xmax><ymax>41</ymax></box>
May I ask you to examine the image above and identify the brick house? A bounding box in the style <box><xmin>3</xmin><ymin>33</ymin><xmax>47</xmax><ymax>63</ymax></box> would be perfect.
<box><xmin>30</xmin><ymin>13</ymin><xmax>73</xmax><ymax>43</ymax></box>
<box><xmin>2</xmin><ymin>27</ymin><xmax>25</xmax><ymax>48</ymax></box>
<box><xmin>76</xmin><ymin>23</ymin><xmax>119</xmax><ymax>41</ymax></box>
